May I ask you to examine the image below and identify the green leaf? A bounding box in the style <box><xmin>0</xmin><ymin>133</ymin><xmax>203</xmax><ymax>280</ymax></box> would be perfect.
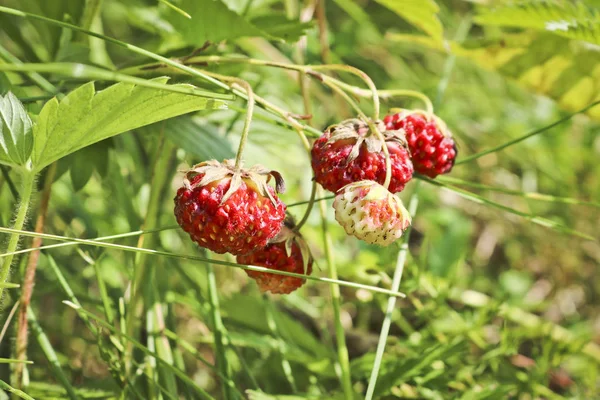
<box><xmin>0</xmin><ymin>0</ymin><xmax>84</xmax><ymax>61</ymax></box>
<box><xmin>375</xmin><ymin>0</ymin><xmax>443</xmax><ymax>40</ymax></box>
<box><xmin>32</xmin><ymin>77</ymin><xmax>226</xmax><ymax>172</ymax></box>
<box><xmin>0</xmin><ymin>91</ymin><xmax>33</xmax><ymax>167</ymax></box>
<box><xmin>246</xmin><ymin>391</ymin><xmax>324</xmax><ymax>400</ymax></box>
<box><xmin>164</xmin><ymin>116</ymin><xmax>235</xmax><ymax>162</ymax></box>
<box><xmin>474</xmin><ymin>0</ymin><xmax>600</xmax><ymax>45</ymax></box>
<box><xmin>68</xmin><ymin>141</ymin><xmax>110</xmax><ymax>192</ymax></box>
<box><xmin>165</xmin><ymin>0</ymin><xmax>275</xmax><ymax>44</ymax></box>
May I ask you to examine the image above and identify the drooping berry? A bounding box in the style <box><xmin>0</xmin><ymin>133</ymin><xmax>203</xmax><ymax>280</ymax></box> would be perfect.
<box><xmin>174</xmin><ymin>159</ymin><xmax>286</xmax><ymax>256</ymax></box>
<box><xmin>237</xmin><ymin>220</ymin><xmax>312</xmax><ymax>294</ymax></box>
<box><xmin>333</xmin><ymin>180</ymin><xmax>411</xmax><ymax>246</ymax></box>
<box><xmin>384</xmin><ymin>110</ymin><xmax>457</xmax><ymax>178</ymax></box>
<box><xmin>311</xmin><ymin>118</ymin><xmax>413</xmax><ymax>194</ymax></box>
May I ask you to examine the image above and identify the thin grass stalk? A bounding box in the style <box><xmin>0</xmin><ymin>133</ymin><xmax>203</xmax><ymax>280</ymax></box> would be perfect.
<box><xmin>317</xmin><ymin>188</ymin><xmax>353</xmax><ymax>399</ymax></box>
<box><xmin>205</xmin><ymin>255</ymin><xmax>237</xmax><ymax>400</ymax></box>
<box><xmin>365</xmin><ymin>185</ymin><xmax>420</xmax><ymax>399</ymax></box>
<box><xmin>0</xmin><ymin>379</ymin><xmax>34</xmax><ymax>400</ymax></box>
<box><xmin>456</xmin><ymin>99</ymin><xmax>600</xmax><ymax>165</ymax></box>
<box><xmin>125</xmin><ymin>132</ymin><xmax>176</xmax><ymax>389</ymax></box>
<box><xmin>27</xmin><ymin>307</ymin><xmax>79</xmax><ymax>400</ymax></box>
<box><xmin>263</xmin><ymin>294</ymin><xmax>297</xmax><ymax>392</ymax></box>
<box><xmin>0</xmin><ymin>226</ymin><xmax>408</xmax><ymax>298</ymax></box>
<box><xmin>63</xmin><ymin>302</ymin><xmax>215</xmax><ymax>399</ymax></box>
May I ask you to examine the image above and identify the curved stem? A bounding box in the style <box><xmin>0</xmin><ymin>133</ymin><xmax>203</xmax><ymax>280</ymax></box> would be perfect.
<box><xmin>0</xmin><ymin>169</ymin><xmax>36</xmax><ymax>301</ymax></box>
<box><xmin>294</xmin><ymin>181</ymin><xmax>317</xmax><ymax>231</ymax></box>
<box><xmin>381</xmin><ymin>90</ymin><xmax>434</xmax><ymax>115</ymax></box>
<box><xmin>310</xmin><ymin>64</ymin><xmax>380</xmax><ymax>120</ymax></box>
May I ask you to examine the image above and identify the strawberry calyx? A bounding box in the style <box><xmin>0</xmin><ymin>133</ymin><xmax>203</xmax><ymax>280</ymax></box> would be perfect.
<box><xmin>269</xmin><ymin>216</ymin><xmax>313</xmax><ymax>276</ymax></box>
<box><xmin>183</xmin><ymin>159</ymin><xmax>286</xmax><ymax>206</ymax></box>
<box><xmin>324</xmin><ymin>118</ymin><xmax>409</xmax><ymax>165</ymax></box>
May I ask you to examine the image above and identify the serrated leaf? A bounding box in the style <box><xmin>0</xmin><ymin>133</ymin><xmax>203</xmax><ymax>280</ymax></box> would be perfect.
<box><xmin>32</xmin><ymin>77</ymin><xmax>226</xmax><ymax>172</ymax></box>
<box><xmin>375</xmin><ymin>0</ymin><xmax>443</xmax><ymax>40</ymax></box>
<box><xmin>165</xmin><ymin>0</ymin><xmax>276</xmax><ymax>44</ymax></box>
<box><xmin>0</xmin><ymin>92</ymin><xmax>33</xmax><ymax>167</ymax></box>
<box><xmin>474</xmin><ymin>0</ymin><xmax>600</xmax><ymax>45</ymax></box>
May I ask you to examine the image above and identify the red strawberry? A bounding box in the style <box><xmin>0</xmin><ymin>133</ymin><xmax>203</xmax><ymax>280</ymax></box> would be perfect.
<box><xmin>311</xmin><ymin>118</ymin><xmax>413</xmax><ymax>194</ymax></box>
<box><xmin>237</xmin><ymin>223</ymin><xmax>312</xmax><ymax>294</ymax></box>
<box><xmin>384</xmin><ymin>110</ymin><xmax>457</xmax><ymax>178</ymax></box>
<box><xmin>334</xmin><ymin>180</ymin><xmax>411</xmax><ymax>246</ymax></box>
<box><xmin>174</xmin><ymin>160</ymin><xmax>286</xmax><ymax>256</ymax></box>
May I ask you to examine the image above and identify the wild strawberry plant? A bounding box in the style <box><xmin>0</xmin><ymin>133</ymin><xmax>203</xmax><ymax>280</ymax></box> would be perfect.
<box><xmin>0</xmin><ymin>0</ymin><xmax>599</xmax><ymax>399</ymax></box>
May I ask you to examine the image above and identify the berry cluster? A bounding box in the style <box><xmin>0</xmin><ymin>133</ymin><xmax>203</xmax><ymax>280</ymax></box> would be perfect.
<box><xmin>312</xmin><ymin>110</ymin><xmax>457</xmax><ymax>245</ymax></box>
<box><xmin>174</xmin><ymin>159</ymin><xmax>311</xmax><ymax>294</ymax></box>
<box><xmin>174</xmin><ymin>111</ymin><xmax>456</xmax><ymax>294</ymax></box>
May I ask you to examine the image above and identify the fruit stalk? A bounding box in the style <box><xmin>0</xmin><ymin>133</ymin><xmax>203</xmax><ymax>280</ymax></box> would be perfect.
<box><xmin>231</xmin><ymin>79</ymin><xmax>255</xmax><ymax>168</ymax></box>
<box><xmin>0</xmin><ymin>169</ymin><xmax>36</xmax><ymax>302</ymax></box>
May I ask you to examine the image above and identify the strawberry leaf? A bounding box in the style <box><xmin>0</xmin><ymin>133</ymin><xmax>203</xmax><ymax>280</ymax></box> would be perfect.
<box><xmin>32</xmin><ymin>77</ymin><xmax>226</xmax><ymax>172</ymax></box>
<box><xmin>375</xmin><ymin>0</ymin><xmax>443</xmax><ymax>41</ymax></box>
<box><xmin>0</xmin><ymin>92</ymin><xmax>33</xmax><ymax>167</ymax></box>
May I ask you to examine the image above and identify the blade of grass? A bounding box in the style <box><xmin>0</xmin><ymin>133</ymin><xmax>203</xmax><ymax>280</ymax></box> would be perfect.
<box><xmin>455</xmin><ymin>99</ymin><xmax>600</xmax><ymax>165</ymax></box>
<box><xmin>27</xmin><ymin>307</ymin><xmax>79</xmax><ymax>400</ymax></box>
<box><xmin>62</xmin><ymin>301</ymin><xmax>215</xmax><ymax>399</ymax></box>
<box><xmin>450</xmin><ymin>288</ymin><xmax>600</xmax><ymax>363</ymax></box>
<box><xmin>0</xmin><ymin>43</ymin><xmax>58</xmax><ymax>94</ymax></box>
<box><xmin>0</xmin><ymin>63</ymin><xmax>233</xmax><ymax>100</ymax></box>
<box><xmin>0</xmin><ymin>300</ymin><xmax>19</xmax><ymax>345</ymax></box>
<box><xmin>317</xmin><ymin>187</ymin><xmax>353</xmax><ymax>399</ymax></box>
<box><xmin>436</xmin><ymin>176</ymin><xmax>600</xmax><ymax>208</ymax></box>
<box><xmin>0</xmin><ymin>358</ymin><xmax>33</xmax><ymax>364</ymax></box>
<box><xmin>0</xmin><ymin>379</ymin><xmax>35</xmax><ymax>400</ymax></box>
<box><xmin>0</xmin><ymin>227</ymin><xmax>408</xmax><ymax>298</ymax></box>
<box><xmin>205</xmin><ymin>254</ymin><xmax>238</xmax><ymax>400</ymax></box>
<box><xmin>263</xmin><ymin>294</ymin><xmax>297</xmax><ymax>392</ymax></box>
<box><xmin>79</xmin><ymin>249</ymin><xmax>114</xmax><ymax>323</ymax></box>
<box><xmin>365</xmin><ymin>184</ymin><xmax>420</xmax><ymax>400</ymax></box>
<box><xmin>0</xmin><ymin>6</ymin><xmax>230</xmax><ymax>91</ymax></box>
<box><xmin>418</xmin><ymin>176</ymin><xmax>596</xmax><ymax>241</ymax></box>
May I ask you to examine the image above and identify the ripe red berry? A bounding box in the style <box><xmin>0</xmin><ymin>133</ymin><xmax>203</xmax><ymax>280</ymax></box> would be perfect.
<box><xmin>384</xmin><ymin>110</ymin><xmax>457</xmax><ymax>178</ymax></box>
<box><xmin>334</xmin><ymin>180</ymin><xmax>411</xmax><ymax>246</ymax></box>
<box><xmin>311</xmin><ymin>118</ymin><xmax>413</xmax><ymax>194</ymax></box>
<box><xmin>237</xmin><ymin>224</ymin><xmax>312</xmax><ymax>294</ymax></box>
<box><xmin>174</xmin><ymin>160</ymin><xmax>286</xmax><ymax>256</ymax></box>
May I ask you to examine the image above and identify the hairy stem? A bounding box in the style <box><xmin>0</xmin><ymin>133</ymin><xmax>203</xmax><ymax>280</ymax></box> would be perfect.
<box><xmin>14</xmin><ymin>163</ymin><xmax>56</xmax><ymax>389</ymax></box>
<box><xmin>0</xmin><ymin>170</ymin><xmax>36</xmax><ymax>302</ymax></box>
